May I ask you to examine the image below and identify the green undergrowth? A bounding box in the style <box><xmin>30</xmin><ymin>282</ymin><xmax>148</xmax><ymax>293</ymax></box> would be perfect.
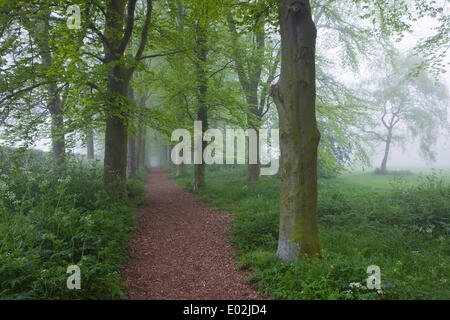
<box><xmin>168</xmin><ymin>165</ymin><xmax>449</xmax><ymax>300</ymax></box>
<box><xmin>0</xmin><ymin>156</ymin><xmax>146</xmax><ymax>299</ymax></box>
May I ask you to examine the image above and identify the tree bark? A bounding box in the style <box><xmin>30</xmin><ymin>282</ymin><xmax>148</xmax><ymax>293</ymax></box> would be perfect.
<box><xmin>103</xmin><ymin>64</ymin><xmax>130</xmax><ymax>195</ymax></box>
<box><xmin>194</xmin><ymin>109</ymin><xmax>207</xmax><ymax>191</ymax></box>
<box><xmin>379</xmin><ymin>131</ymin><xmax>392</xmax><ymax>174</ymax></box>
<box><xmin>193</xmin><ymin>22</ymin><xmax>208</xmax><ymax>191</ymax></box>
<box><xmin>137</xmin><ymin>127</ymin><xmax>146</xmax><ymax>171</ymax></box>
<box><xmin>176</xmin><ymin>163</ymin><xmax>185</xmax><ymax>177</ymax></box>
<box><xmin>128</xmin><ymin>135</ymin><xmax>137</xmax><ymax>179</ymax></box>
<box><xmin>48</xmin><ymin>85</ymin><xmax>65</xmax><ymax>168</ymax></box>
<box><xmin>34</xmin><ymin>14</ymin><xmax>65</xmax><ymax>169</ymax></box>
<box><xmin>127</xmin><ymin>82</ymin><xmax>137</xmax><ymax>179</ymax></box>
<box><xmin>228</xmin><ymin>18</ymin><xmax>264</xmax><ymax>182</ymax></box>
<box><xmin>87</xmin><ymin>129</ymin><xmax>94</xmax><ymax>160</ymax></box>
<box><xmin>270</xmin><ymin>0</ymin><xmax>322</xmax><ymax>261</ymax></box>
<box><xmin>102</xmin><ymin>0</ymin><xmax>152</xmax><ymax>196</ymax></box>
<box><xmin>161</xmin><ymin>144</ymin><xmax>168</xmax><ymax>164</ymax></box>
<box><xmin>247</xmin><ymin>94</ymin><xmax>261</xmax><ymax>181</ymax></box>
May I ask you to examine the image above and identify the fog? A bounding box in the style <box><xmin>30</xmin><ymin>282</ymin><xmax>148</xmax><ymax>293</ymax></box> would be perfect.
<box><xmin>4</xmin><ymin>6</ymin><xmax>449</xmax><ymax>171</ymax></box>
<box><xmin>369</xmin><ymin>14</ymin><xmax>450</xmax><ymax>169</ymax></box>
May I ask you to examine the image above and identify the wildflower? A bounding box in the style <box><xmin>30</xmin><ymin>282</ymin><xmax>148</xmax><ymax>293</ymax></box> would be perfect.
<box><xmin>0</xmin><ymin>180</ymin><xmax>8</xmax><ymax>191</ymax></box>
<box><xmin>349</xmin><ymin>282</ymin><xmax>362</xmax><ymax>289</ymax></box>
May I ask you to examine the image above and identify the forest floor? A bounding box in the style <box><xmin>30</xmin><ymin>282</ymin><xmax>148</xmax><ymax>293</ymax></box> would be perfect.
<box><xmin>121</xmin><ymin>168</ymin><xmax>260</xmax><ymax>300</ymax></box>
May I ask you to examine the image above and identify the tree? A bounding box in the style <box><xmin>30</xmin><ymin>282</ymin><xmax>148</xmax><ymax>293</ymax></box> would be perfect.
<box><xmin>227</xmin><ymin>13</ymin><xmax>280</xmax><ymax>181</ymax></box>
<box><xmin>84</xmin><ymin>0</ymin><xmax>153</xmax><ymax>194</ymax></box>
<box><xmin>365</xmin><ymin>53</ymin><xmax>449</xmax><ymax>174</ymax></box>
<box><xmin>86</xmin><ymin>129</ymin><xmax>95</xmax><ymax>159</ymax></box>
<box><xmin>0</xmin><ymin>1</ymin><xmax>73</xmax><ymax>169</ymax></box>
<box><xmin>270</xmin><ymin>0</ymin><xmax>322</xmax><ymax>261</ymax></box>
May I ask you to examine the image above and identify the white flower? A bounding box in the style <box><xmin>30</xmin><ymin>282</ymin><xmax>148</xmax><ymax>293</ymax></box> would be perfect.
<box><xmin>0</xmin><ymin>180</ymin><xmax>8</xmax><ymax>191</ymax></box>
<box><xmin>343</xmin><ymin>290</ymin><xmax>352</xmax><ymax>294</ymax></box>
<box><xmin>349</xmin><ymin>282</ymin><xmax>362</xmax><ymax>289</ymax></box>
<box><xmin>6</xmin><ymin>191</ymin><xmax>15</xmax><ymax>201</ymax></box>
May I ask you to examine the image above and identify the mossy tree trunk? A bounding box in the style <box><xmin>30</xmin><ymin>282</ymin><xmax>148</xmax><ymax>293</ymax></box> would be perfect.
<box><xmin>102</xmin><ymin>0</ymin><xmax>152</xmax><ymax>196</ymax></box>
<box><xmin>127</xmin><ymin>83</ymin><xmax>137</xmax><ymax>179</ymax></box>
<box><xmin>103</xmin><ymin>63</ymin><xmax>131</xmax><ymax>195</ymax></box>
<box><xmin>193</xmin><ymin>22</ymin><xmax>208</xmax><ymax>191</ymax></box>
<box><xmin>270</xmin><ymin>0</ymin><xmax>322</xmax><ymax>261</ymax></box>
<box><xmin>128</xmin><ymin>136</ymin><xmax>137</xmax><ymax>179</ymax></box>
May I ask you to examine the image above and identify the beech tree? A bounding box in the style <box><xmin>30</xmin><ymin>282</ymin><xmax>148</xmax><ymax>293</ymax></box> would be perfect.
<box><xmin>83</xmin><ymin>0</ymin><xmax>152</xmax><ymax>194</ymax></box>
<box><xmin>270</xmin><ymin>0</ymin><xmax>322</xmax><ymax>260</ymax></box>
<box><xmin>0</xmin><ymin>1</ymin><xmax>80</xmax><ymax>169</ymax></box>
<box><xmin>366</xmin><ymin>53</ymin><xmax>449</xmax><ymax>174</ymax></box>
<box><xmin>227</xmin><ymin>13</ymin><xmax>280</xmax><ymax>182</ymax></box>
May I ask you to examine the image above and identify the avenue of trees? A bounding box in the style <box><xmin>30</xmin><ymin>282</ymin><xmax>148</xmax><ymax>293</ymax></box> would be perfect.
<box><xmin>1</xmin><ymin>0</ymin><xmax>448</xmax><ymax>262</ymax></box>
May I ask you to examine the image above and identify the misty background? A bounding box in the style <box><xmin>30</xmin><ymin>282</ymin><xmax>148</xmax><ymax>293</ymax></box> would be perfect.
<box><xmin>10</xmin><ymin>8</ymin><xmax>450</xmax><ymax>170</ymax></box>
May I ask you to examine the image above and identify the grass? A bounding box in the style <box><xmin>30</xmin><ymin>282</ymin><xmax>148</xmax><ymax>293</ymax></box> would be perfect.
<box><xmin>168</xmin><ymin>164</ymin><xmax>450</xmax><ymax>300</ymax></box>
<box><xmin>337</xmin><ymin>168</ymin><xmax>450</xmax><ymax>190</ymax></box>
<box><xmin>0</xmin><ymin>154</ymin><xmax>146</xmax><ymax>300</ymax></box>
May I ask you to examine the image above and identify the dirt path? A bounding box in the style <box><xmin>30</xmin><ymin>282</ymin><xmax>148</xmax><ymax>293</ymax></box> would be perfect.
<box><xmin>121</xmin><ymin>168</ymin><xmax>260</xmax><ymax>300</ymax></box>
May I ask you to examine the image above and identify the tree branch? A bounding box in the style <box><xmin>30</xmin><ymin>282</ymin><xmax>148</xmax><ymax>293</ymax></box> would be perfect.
<box><xmin>119</xmin><ymin>0</ymin><xmax>138</xmax><ymax>54</ymax></box>
<box><xmin>134</xmin><ymin>0</ymin><xmax>153</xmax><ymax>61</ymax></box>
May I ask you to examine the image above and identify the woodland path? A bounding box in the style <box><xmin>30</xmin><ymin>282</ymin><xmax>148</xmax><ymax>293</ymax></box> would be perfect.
<box><xmin>121</xmin><ymin>168</ymin><xmax>260</xmax><ymax>300</ymax></box>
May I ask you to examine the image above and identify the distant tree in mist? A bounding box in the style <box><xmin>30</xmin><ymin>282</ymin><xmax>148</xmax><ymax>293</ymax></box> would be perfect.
<box><xmin>365</xmin><ymin>52</ymin><xmax>449</xmax><ymax>174</ymax></box>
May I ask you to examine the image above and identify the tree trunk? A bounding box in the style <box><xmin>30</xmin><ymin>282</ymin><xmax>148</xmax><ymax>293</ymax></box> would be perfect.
<box><xmin>161</xmin><ymin>144</ymin><xmax>168</xmax><ymax>165</ymax></box>
<box><xmin>379</xmin><ymin>131</ymin><xmax>392</xmax><ymax>174</ymax></box>
<box><xmin>102</xmin><ymin>0</ymin><xmax>142</xmax><ymax>197</ymax></box>
<box><xmin>137</xmin><ymin>127</ymin><xmax>146</xmax><ymax>171</ymax></box>
<box><xmin>48</xmin><ymin>85</ymin><xmax>65</xmax><ymax>168</ymax></box>
<box><xmin>228</xmin><ymin>18</ymin><xmax>264</xmax><ymax>182</ymax></box>
<box><xmin>35</xmin><ymin>15</ymin><xmax>65</xmax><ymax>169</ymax></box>
<box><xmin>103</xmin><ymin>64</ymin><xmax>129</xmax><ymax>196</ymax></box>
<box><xmin>247</xmin><ymin>95</ymin><xmax>261</xmax><ymax>182</ymax></box>
<box><xmin>127</xmin><ymin>82</ymin><xmax>137</xmax><ymax>179</ymax></box>
<box><xmin>194</xmin><ymin>162</ymin><xmax>205</xmax><ymax>190</ymax></box>
<box><xmin>128</xmin><ymin>135</ymin><xmax>137</xmax><ymax>179</ymax></box>
<box><xmin>270</xmin><ymin>0</ymin><xmax>322</xmax><ymax>261</ymax></box>
<box><xmin>87</xmin><ymin>129</ymin><xmax>94</xmax><ymax>160</ymax></box>
<box><xmin>193</xmin><ymin>22</ymin><xmax>208</xmax><ymax>191</ymax></box>
<box><xmin>176</xmin><ymin>163</ymin><xmax>185</xmax><ymax>177</ymax></box>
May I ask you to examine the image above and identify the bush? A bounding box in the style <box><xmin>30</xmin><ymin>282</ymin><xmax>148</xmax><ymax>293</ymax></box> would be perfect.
<box><xmin>126</xmin><ymin>179</ymin><xmax>145</xmax><ymax>206</ymax></box>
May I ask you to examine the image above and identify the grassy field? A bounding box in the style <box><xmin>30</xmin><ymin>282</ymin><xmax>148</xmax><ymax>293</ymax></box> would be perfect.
<box><xmin>338</xmin><ymin>168</ymin><xmax>450</xmax><ymax>190</ymax></box>
<box><xmin>167</xmin><ymin>165</ymin><xmax>450</xmax><ymax>300</ymax></box>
